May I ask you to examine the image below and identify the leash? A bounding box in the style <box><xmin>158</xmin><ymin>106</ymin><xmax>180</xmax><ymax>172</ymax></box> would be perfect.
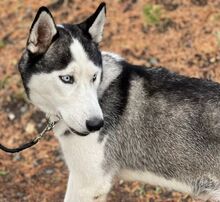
<box><xmin>0</xmin><ymin>119</ymin><xmax>57</xmax><ymax>153</ymax></box>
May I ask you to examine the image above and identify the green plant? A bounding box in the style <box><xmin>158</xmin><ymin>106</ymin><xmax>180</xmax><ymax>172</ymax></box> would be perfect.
<box><xmin>0</xmin><ymin>75</ymin><xmax>10</xmax><ymax>89</ymax></box>
<box><xmin>215</xmin><ymin>31</ymin><xmax>220</xmax><ymax>47</ymax></box>
<box><xmin>0</xmin><ymin>39</ymin><xmax>6</xmax><ymax>48</ymax></box>
<box><xmin>0</xmin><ymin>171</ymin><xmax>8</xmax><ymax>176</ymax></box>
<box><xmin>143</xmin><ymin>4</ymin><xmax>162</xmax><ymax>25</ymax></box>
<box><xmin>13</xmin><ymin>89</ymin><xmax>27</xmax><ymax>102</ymax></box>
<box><xmin>211</xmin><ymin>13</ymin><xmax>220</xmax><ymax>22</ymax></box>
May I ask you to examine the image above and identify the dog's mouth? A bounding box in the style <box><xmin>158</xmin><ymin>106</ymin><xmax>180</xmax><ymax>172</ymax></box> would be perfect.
<box><xmin>55</xmin><ymin>113</ymin><xmax>90</xmax><ymax>136</ymax></box>
<box><xmin>68</xmin><ymin>127</ymin><xmax>90</xmax><ymax>136</ymax></box>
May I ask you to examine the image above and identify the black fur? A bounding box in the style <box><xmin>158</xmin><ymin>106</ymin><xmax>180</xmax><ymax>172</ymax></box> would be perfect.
<box><xmin>78</xmin><ymin>2</ymin><xmax>106</xmax><ymax>41</ymax></box>
<box><xmin>100</xmin><ymin>63</ymin><xmax>131</xmax><ymax>135</ymax></box>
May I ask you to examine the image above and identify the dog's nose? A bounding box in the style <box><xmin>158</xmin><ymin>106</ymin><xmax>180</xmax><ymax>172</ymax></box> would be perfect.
<box><xmin>86</xmin><ymin>118</ymin><xmax>104</xmax><ymax>132</ymax></box>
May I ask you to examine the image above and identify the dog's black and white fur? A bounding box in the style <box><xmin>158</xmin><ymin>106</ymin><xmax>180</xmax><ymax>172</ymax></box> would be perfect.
<box><xmin>18</xmin><ymin>3</ymin><xmax>220</xmax><ymax>202</ymax></box>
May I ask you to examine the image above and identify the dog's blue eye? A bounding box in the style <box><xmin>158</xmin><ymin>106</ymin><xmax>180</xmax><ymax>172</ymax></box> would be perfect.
<box><xmin>59</xmin><ymin>75</ymin><xmax>74</xmax><ymax>84</ymax></box>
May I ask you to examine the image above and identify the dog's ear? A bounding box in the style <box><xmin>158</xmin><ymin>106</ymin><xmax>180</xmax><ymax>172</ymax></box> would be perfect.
<box><xmin>27</xmin><ymin>7</ymin><xmax>57</xmax><ymax>54</ymax></box>
<box><xmin>78</xmin><ymin>2</ymin><xmax>106</xmax><ymax>43</ymax></box>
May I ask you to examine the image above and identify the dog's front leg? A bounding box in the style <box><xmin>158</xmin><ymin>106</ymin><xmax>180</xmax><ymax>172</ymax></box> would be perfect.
<box><xmin>64</xmin><ymin>173</ymin><xmax>75</xmax><ymax>202</ymax></box>
<box><xmin>64</xmin><ymin>173</ymin><xmax>99</xmax><ymax>202</ymax></box>
<box><xmin>64</xmin><ymin>171</ymin><xmax>112</xmax><ymax>202</ymax></box>
<box><xmin>54</xmin><ymin>125</ymin><xmax>113</xmax><ymax>202</ymax></box>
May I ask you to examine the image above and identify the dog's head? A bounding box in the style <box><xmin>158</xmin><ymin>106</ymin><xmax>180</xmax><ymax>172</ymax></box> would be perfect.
<box><xmin>18</xmin><ymin>3</ymin><xmax>106</xmax><ymax>136</ymax></box>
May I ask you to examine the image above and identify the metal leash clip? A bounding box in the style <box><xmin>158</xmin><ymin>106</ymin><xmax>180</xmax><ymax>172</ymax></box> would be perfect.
<box><xmin>0</xmin><ymin>119</ymin><xmax>58</xmax><ymax>153</ymax></box>
<box><xmin>33</xmin><ymin>120</ymin><xmax>56</xmax><ymax>143</ymax></box>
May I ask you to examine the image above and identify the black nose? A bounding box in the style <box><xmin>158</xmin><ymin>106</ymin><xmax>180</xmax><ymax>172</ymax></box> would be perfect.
<box><xmin>86</xmin><ymin>118</ymin><xmax>104</xmax><ymax>132</ymax></box>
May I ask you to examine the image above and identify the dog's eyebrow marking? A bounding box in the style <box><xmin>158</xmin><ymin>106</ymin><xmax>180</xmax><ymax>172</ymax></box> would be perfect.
<box><xmin>70</xmin><ymin>39</ymin><xmax>88</xmax><ymax>66</ymax></box>
<box><xmin>70</xmin><ymin>38</ymin><xmax>102</xmax><ymax>74</ymax></box>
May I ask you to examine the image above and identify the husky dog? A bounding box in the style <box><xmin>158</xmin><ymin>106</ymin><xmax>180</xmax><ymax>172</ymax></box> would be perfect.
<box><xmin>18</xmin><ymin>2</ymin><xmax>220</xmax><ymax>202</ymax></box>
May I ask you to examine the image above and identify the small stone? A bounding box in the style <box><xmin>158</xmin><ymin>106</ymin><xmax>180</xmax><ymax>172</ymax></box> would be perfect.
<box><xmin>191</xmin><ymin>0</ymin><xmax>207</xmax><ymax>6</ymax></box>
<box><xmin>210</xmin><ymin>57</ymin><xmax>216</xmax><ymax>63</ymax></box>
<box><xmin>145</xmin><ymin>63</ymin><xmax>150</xmax><ymax>67</ymax></box>
<box><xmin>16</xmin><ymin>192</ymin><xmax>24</xmax><ymax>197</ymax></box>
<box><xmin>45</xmin><ymin>168</ymin><xmax>54</xmax><ymax>175</ymax></box>
<box><xmin>141</xmin><ymin>25</ymin><xmax>148</xmax><ymax>34</ymax></box>
<box><xmin>119</xmin><ymin>180</ymin><xmax>124</xmax><ymax>185</ymax></box>
<box><xmin>148</xmin><ymin>57</ymin><xmax>158</xmax><ymax>66</ymax></box>
<box><xmin>8</xmin><ymin>113</ymin><xmax>15</xmax><ymax>121</ymax></box>
<box><xmin>25</xmin><ymin>122</ymin><xmax>35</xmax><ymax>134</ymax></box>
<box><xmin>13</xmin><ymin>153</ymin><xmax>21</xmax><ymax>161</ymax></box>
<box><xmin>20</xmin><ymin>105</ymin><xmax>28</xmax><ymax>113</ymax></box>
<box><xmin>33</xmin><ymin>159</ymin><xmax>43</xmax><ymax>167</ymax></box>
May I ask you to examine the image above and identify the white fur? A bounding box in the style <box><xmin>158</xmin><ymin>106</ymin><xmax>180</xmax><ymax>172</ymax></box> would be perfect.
<box><xmin>28</xmin><ymin>11</ymin><xmax>57</xmax><ymax>53</ymax></box>
<box><xmin>119</xmin><ymin>169</ymin><xmax>192</xmax><ymax>194</ymax></box>
<box><xmin>102</xmin><ymin>51</ymin><xmax>123</xmax><ymax>61</ymax></box>
<box><xmin>207</xmin><ymin>190</ymin><xmax>220</xmax><ymax>202</ymax></box>
<box><xmin>88</xmin><ymin>7</ymin><xmax>106</xmax><ymax>43</ymax></box>
<box><xmin>98</xmin><ymin>52</ymin><xmax>122</xmax><ymax>97</ymax></box>
<box><xmin>54</xmin><ymin>120</ymin><xmax>112</xmax><ymax>202</ymax></box>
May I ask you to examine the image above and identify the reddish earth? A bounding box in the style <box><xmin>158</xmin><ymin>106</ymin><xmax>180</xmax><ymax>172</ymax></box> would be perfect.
<box><xmin>0</xmin><ymin>0</ymin><xmax>220</xmax><ymax>201</ymax></box>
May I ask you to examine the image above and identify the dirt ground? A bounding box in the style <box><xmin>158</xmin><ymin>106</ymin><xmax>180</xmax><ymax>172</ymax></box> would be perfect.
<box><xmin>1</xmin><ymin>0</ymin><xmax>220</xmax><ymax>201</ymax></box>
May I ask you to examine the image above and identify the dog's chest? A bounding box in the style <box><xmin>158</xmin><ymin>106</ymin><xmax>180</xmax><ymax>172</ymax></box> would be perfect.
<box><xmin>53</xmin><ymin>121</ymin><xmax>105</xmax><ymax>174</ymax></box>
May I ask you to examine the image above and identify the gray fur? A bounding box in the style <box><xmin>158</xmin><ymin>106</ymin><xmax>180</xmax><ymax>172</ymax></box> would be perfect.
<box><xmin>100</xmin><ymin>54</ymin><xmax>220</xmax><ymax>198</ymax></box>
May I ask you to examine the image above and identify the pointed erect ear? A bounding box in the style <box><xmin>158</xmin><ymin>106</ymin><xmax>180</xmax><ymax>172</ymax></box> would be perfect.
<box><xmin>78</xmin><ymin>2</ymin><xmax>106</xmax><ymax>43</ymax></box>
<box><xmin>27</xmin><ymin>7</ymin><xmax>57</xmax><ymax>54</ymax></box>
